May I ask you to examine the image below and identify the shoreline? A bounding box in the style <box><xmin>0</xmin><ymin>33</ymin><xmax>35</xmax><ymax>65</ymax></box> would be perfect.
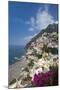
<box><xmin>8</xmin><ymin>56</ymin><xmax>27</xmax><ymax>84</ymax></box>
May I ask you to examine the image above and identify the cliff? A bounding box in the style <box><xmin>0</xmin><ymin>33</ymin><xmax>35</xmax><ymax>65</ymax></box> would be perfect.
<box><xmin>26</xmin><ymin>24</ymin><xmax>58</xmax><ymax>49</ymax></box>
<box><xmin>9</xmin><ymin>24</ymin><xmax>58</xmax><ymax>88</ymax></box>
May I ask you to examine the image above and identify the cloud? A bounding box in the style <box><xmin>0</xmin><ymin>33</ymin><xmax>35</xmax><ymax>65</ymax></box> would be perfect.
<box><xmin>26</xmin><ymin>5</ymin><xmax>58</xmax><ymax>32</ymax></box>
<box><xmin>28</xmin><ymin>27</ymin><xmax>34</xmax><ymax>31</ymax></box>
<box><xmin>26</xmin><ymin>17</ymin><xmax>35</xmax><ymax>31</ymax></box>
<box><xmin>36</xmin><ymin>8</ymin><xmax>54</xmax><ymax>30</ymax></box>
<box><xmin>26</xmin><ymin>17</ymin><xmax>35</xmax><ymax>25</ymax></box>
<box><xmin>24</xmin><ymin>5</ymin><xmax>58</xmax><ymax>45</ymax></box>
<box><xmin>55</xmin><ymin>21</ymin><xmax>58</xmax><ymax>24</ymax></box>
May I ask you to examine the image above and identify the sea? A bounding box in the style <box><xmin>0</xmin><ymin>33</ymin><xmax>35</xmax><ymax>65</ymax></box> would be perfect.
<box><xmin>9</xmin><ymin>45</ymin><xmax>26</xmax><ymax>65</ymax></box>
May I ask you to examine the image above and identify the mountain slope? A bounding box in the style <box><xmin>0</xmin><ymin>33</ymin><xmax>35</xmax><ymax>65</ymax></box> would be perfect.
<box><xmin>26</xmin><ymin>24</ymin><xmax>58</xmax><ymax>49</ymax></box>
<box><xmin>9</xmin><ymin>23</ymin><xmax>58</xmax><ymax>88</ymax></box>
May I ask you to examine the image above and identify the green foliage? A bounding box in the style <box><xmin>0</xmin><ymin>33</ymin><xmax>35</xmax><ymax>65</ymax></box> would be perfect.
<box><xmin>42</xmin><ymin>44</ymin><xmax>58</xmax><ymax>54</ymax></box>
<box><xmin>24</xmin><ymin>67</ymin><xmax>29</xmax><ymax>72</ymax></box>
<box><xmin>28</xmin><ymin>60</ymin><xmax>34</xmax><ymax>67</ymax></box>
<box><xmin>9</xmin><ymin>79</ymin><xmax>16</xmax><ymax>85</ymax></box>
<box><xmin>21</xmin><ymin>75</ymin><xmax>32</xmax><ymax>85</ymax></box>
<box><xmin>49</xmin><ymin>65</ymin><xmax>58</xmax><ymax>72</ymax></box>
<box><xmin>24</xmin><ymin>74</ymin><xmax>32</xmax><ymax>81</ymax></box>
<box><xmin>36</xmin><ymin>54</ymin><xmax>42</xmax><ymax>59</ymax></box>
<box><xmin>48</xmin><ymin>47</ymin><xmax>58</xmax><ymax>54</ymax></box>
<box><xmin>33</xmin><ymin>48</ymin><xmax>37</xmax><ymax>54</ymax></box>
<box><xmin>42</xmin><ymin>44</ymin><xmax>48</xmax><ymax>52</ymax></box>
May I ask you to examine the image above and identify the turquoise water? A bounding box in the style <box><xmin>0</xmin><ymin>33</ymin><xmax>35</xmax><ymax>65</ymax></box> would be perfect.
<box><xmin>9</xmin><ymin>45</ymin><xmax>26</xmax><ymax>65</ymax></box>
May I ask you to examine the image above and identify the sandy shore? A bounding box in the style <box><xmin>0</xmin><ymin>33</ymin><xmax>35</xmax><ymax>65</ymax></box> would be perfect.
<box><xmin>8</xmin><ymin>56</ymin><xmax>27</xmax><ymax>84</ymax></box>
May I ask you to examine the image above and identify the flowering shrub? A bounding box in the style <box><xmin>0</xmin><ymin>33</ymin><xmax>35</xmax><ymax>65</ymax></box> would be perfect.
<box><xmin>32</xmin><ymin>69</ymin><xmax>58</xmax><ymax>87</ymax></box>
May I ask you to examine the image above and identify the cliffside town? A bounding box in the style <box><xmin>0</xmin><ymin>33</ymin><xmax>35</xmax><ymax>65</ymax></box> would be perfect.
<box><xmin>9</xmin><ymin>24</ymin><xmax>58</xmax><ymax>88</ymax></box>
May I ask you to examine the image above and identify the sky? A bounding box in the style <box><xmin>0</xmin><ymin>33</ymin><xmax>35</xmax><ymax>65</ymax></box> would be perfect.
<box><xmin>9</xmin><ymin>1</ymin><xmax>58</xmax><ymax>46</ymax></box>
